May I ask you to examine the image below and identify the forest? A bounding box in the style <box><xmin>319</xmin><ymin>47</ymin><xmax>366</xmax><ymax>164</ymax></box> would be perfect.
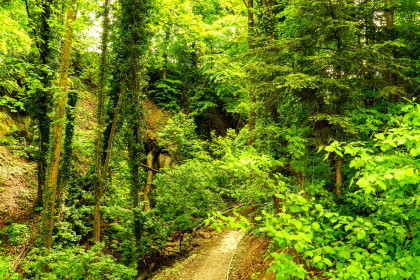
<box><xmin>0</xmin><ymin>0</ymin><xmax>419</xmax><ymax>279</ymax></box>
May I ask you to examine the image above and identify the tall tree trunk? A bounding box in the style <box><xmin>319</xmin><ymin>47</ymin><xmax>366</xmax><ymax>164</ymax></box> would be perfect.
<box><xmin>336</xmin><ymin>158</ymin><xmax>342</xmax><ymax>198</ymax></box>
<box><xmin>42</xmin><ymin>0</ymin><xmax>76</xmax><ymax>251</ymax></box>
<box><xmin>34</xmin><ymin>0</ymin><xmax>53</xmax><ymax>207</ymax></box>
<box><xmin>247</xmin><ymin>0</ymin><xmax>256</xmax><ymax>146</ymax></box>
<box><xmin>94</xmin><ymin>86</ymin><xmax>124</xmax><ymax>242</ymax></box>
<box><xmin>57</xmin><ymin>90</ymin><xmax>78</xmax><ymax>221</ymax></box>
<box><xmin>144</xmin><ymin>150</ymin><xmax>154</xmax><ymax>212</ymax></box>
<box><xmin>94</xmin><ymin>0</ymin><xmax>111</xmax><ymax>243</ymax></box>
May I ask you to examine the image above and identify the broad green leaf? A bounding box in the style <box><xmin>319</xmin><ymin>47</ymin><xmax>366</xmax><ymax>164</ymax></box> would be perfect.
<box><xmin>357</xmin><ymin>178</ymin><xmax>369</xmax><ymax>188</ymax></box>
<box><xmin>384</xmin><ymin>173</ymin><xmax>393</xmax><ymax>180</ymax></box>
<box><xmin>375</xmin><ymin>133</ymin><xmax>385</xmax><ymax>140</ymax></box>
<box><xmin>289</xmin><ymin>205</ymin><xmax>302</xmax><ymax>213</ymax></box>
<box><xmin>371</xmin><ymin>272</ymin><xmax>380</xmax><ymax>280</ymax></box>
<box><xmin>293</xmin><ymin>220</ymin><xmax>302</xmax><ymax>230</ymax></box>
<box><xmin>357</xmin><ymin>229</ymin><xmax>366</xmax><ymax>240</ymax></box>
<box><xmin>323</xmin><ymin>258</ymin><xmax>333</xmax><ymax>266</ymax></box>
<box><xmin>313</xmin><ymin>255</ymin><xmax>322</xmax><ymax>263</ymax></box>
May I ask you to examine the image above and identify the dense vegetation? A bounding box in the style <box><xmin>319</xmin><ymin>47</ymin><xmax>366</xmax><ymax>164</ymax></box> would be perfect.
<box><xmin>0</xmin><ymin>0</ymin><xmax>419</xmax><ymax>279</ymax></box>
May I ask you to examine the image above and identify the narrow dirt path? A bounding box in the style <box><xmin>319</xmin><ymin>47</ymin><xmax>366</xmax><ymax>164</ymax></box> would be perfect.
<box><xmin>152</xmin><ymin>230</ymin><xmax>244</xmax><ymax>280</ymax></box>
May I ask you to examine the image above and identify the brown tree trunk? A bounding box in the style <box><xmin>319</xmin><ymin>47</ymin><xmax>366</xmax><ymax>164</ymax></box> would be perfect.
<box><xmin>42</xmin><ymin>0</ymin><xmax>76</xmax><ymax>251</ymax></box>
<box><xmin>336</xmin><ymin>158</ymin><xmax>342</xmax><ymax>198</ymax></box>
<box><xmin>274</xmin><ymin>196</ymin><xmax>280</xmax><ymax>214</ymax></box>
<box><xmin>94</xmin><ymin>0</ymin><xmax>110</xmax><ymax>243</ymax></box>
<box><xmin>36</xmin><ymin>134</ymin><xmax>44</xmax><ymax>205</ymax></box>
<box><xmin>144</xmin><ymin>150</ymin><xmax>154</xmax><ymax>212</ymax></box>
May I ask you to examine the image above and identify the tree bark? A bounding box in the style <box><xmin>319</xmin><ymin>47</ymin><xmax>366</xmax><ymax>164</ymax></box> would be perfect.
<box><xmin>336</xmin><ymin>158</ymin><xmax>342</xmax><ymax>198</ymax></box>
<box><xmin>42</xmin><ymin>0</ymin><xmax>76</xmax><ymax>251</ymax></box>
<box><xmin>144</xmin><ymin>150</ymin><xmax>154</xmax><ymax>211</ymax></box>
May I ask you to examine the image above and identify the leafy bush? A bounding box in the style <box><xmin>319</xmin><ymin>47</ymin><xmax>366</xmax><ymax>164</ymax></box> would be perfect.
<box><xmin>0</xmin><ymin>254</ymin><xmax>20</xmax><ymax>280</ymax></box>
<box><xmin>23</xmin><ymin>243</ymin><xmax>136</xmax><ymax>280</ymax></box>
<box><xmin>209</xmin><ymin>102</ymin><xmax>420</xmax><ymax>279</ymax></box>
<box><xmin>154</xmin><ymin>159</ymin><xmax>226</xmax><ymax>232</ymax></box>
<box><xmin>1</xmin><ymin>222</ymin><xmax>29</xmax><ymax>246</ymax></box>
<box><xmin>157</xmin><ymin>113</ymin><xmax>207</xmax><ymax>162</ymax></box>
<box><xmin>257</xmin><ymin>102</ymin><xmax>420</xmax><ymax>279</ymax></box>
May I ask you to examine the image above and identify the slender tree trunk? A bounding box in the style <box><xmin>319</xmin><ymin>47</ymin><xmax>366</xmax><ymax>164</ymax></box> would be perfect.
<box><xmin>94</xmin><ymin>86</ymin><xmax>124</xmax><ymax>242</ymax></box>
<box><xmin>384</xmin><ymin>0</ymin><xmax>394</xmax><ymax>41</ymax></box>
<box><xmin>57</xmin><ymin>90</ymin><xmax>78</xmax><ymax>221</ymax></box>
<box><xmin>247</xmin><ymin>0</ymin><xmax>256</xmax><ymax>146</ymax></box>
<box><xmin>42</xmin><ymin>0</ymin><xmax>76</xmax><ymax>251</ymax></box>
<box><xmin>336</xmin><ymin>158</ymin><xmax>342</xmax><ymax>198</ymax></box>
<box><xmin>94</xmin><ymin>0</ymin><xmax>110</xmax><ymax>243</ymax></box>
<box><xmin>144</xmin><ymin>150</ymin><xmax>154</xmax><ymax>212</ymax></box>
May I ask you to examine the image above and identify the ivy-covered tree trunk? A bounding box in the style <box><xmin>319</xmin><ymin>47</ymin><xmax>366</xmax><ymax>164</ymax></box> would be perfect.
<box><xmin>57</xmin><ymin>90</ymin><xmax>78</xmax><ymax>221</ymax></box>
<box><xmin>42</xmin><ymin>0</ymin><xmax>76</xmax><ymax>251</ymax></box>
<box><xmin>117</xmin><ymin>0</ymin><xmax>151</xmax><ymax>274</ymax></box>
<box><xmin>94</xmin><ymin>0</ymin><xmax>110</xmax><ymax>243</ymax></box>
<box><xmin>28</xmin><ymin>0</ymin><xmax>54</xmax><ymax>207</ymax></box>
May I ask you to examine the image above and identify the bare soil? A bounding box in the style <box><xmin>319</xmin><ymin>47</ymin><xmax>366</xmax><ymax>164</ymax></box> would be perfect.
<box><xmin>229</xmin><ymin>234</ymin><xmax>275</xmax><ymax>280</ymax></box>
<box><xmin>0</xmin><ymin>146</ymin><xmax>37</xmax><ymax>231</ymax></box>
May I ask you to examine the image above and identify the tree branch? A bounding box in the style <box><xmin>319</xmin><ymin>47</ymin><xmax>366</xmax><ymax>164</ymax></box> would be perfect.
<box><xmin>141</xmin><ymin>163</ymin><xmax>161</xmax><ymax>173</ymax></box>
<box><xmin>24</xmin><ymin>0</ymin><xmax>44</xmax><ymax>60</ymax></box>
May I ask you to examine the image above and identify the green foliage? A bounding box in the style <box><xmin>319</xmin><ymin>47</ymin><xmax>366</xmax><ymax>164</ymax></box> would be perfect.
<box><xmin>23</xmin><ymin>244</ymin><xmax>136</xmax><ymax>280</ymax></box>
<box><xmin>157</xmin><ymin>113</ymin><xmax>207</xmax><ymax>162</ymax></box>
<box><xmin>0</xmin><ymin>254</ymin><xmax>20</xmax><ymax>280</ymax></box>
<box><xmin>154</xmin><ymin>159</ymin><xmax>226</xmax><ymax>232</ymax></box>
<box><xmin>261</xmin><ymin>103</ymin><xmax>419</xmax><ymax>279</ymax></box>
<box><xmin>150</xmin><ymin>78</ymin><xmax>183</xmax><ymax>112</ymax></box>
<box><xmin>1</xmin><ymin>223</ymin><xmax>30</xmax><ymax>246</ymax></box>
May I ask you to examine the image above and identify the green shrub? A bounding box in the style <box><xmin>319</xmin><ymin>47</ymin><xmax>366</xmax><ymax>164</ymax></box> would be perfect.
<box><xmin>154</xmin><ymin>159</ymin><xmax>226</xmax><ymax>232</ymax></box>
<box><xmin>23</xmin><ymin>243</ymin><xmax>136</xmax><ymax>280</ymax></box>
<box><xmin>0</xmin><ymin>254</ymin><xmax>20</xmax><ymax>279</ymax></box>
<box><xmin>1</xmin><ymin>222</ymin><xmax>29</xmax><ymax>246</ymax></box>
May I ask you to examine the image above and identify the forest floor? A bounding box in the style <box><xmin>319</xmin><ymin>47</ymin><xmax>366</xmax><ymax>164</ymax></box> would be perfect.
<box><xmin>0</xmin><ymin>145</ymin><xmax>37</xmax><ymax>231</ymax></box>
<box><xmin>151</xmin><ymin>230</ymin><xmax>274</xmax><ymax>280</ymax></box>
